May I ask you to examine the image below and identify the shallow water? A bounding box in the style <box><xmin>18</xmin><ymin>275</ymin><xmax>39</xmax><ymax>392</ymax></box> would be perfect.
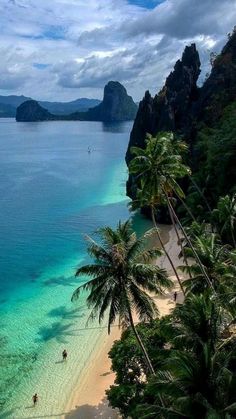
<box><xmin>0</xmin><ymin>119</ymin><xmax>153</xmax><ymax>417</ymax></box>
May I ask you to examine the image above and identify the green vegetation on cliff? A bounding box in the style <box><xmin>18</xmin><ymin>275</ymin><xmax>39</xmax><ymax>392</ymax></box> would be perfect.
<box><xmin>193</xmin><ymin>102</ymin><xmax>236</xmax><ymax>205</ymax></box>
<box><xmin>72</xmin><ymin>131</ymin><xmax>236</xmax><ymax>418</ymax></box>
<box><xmin>71</xmin><ymin>32</ymin><xmax>236</xmax><ymax>419</ymax></box>
<box><xmin>126</xmin><ymin>30</ymin><xmax>236</xmax><ymax>219</ymax></box>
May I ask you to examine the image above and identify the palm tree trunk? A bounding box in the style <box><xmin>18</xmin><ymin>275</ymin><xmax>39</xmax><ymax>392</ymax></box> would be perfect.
<box><xmin>151</xmin><ymin>206</ymin><xmax>185</xmax><ymax>295</ymax></box>
<box><xmin>189</xmin><ymin>177</ymin><xmax>212</xmax><ymax>212</ymax></box>
<box><xmin>126</xmin><ymin>305</ymin><xmax>165</xmax><ymax>410</ymax></box>
<box><xmin>126</xmin><ymin>302</ymin><xmax>155</xmax><ymax>375</ymax></box>
<box><xmin>125</xmin><ymin>292</ymin><xmax>165</xmax><ymax>409</ymax></box>
<box><xmin>189</xmin><ymin>177</ymin><xmax>214</xmax><ymax>233</ymax></box>
<box><xmin>168</xmin><ymin>204</ymin><xmax>192</xmax><ymax>285</ymax></box>
<box><xmin>178</xmin><ymin>195</ymin><xmax>197</xmax><ymax>223</ymax></box>
<box><xmin>165</xmin><ymin>196</ymin><xmax>215</xmax><ymax>293</ymax></box>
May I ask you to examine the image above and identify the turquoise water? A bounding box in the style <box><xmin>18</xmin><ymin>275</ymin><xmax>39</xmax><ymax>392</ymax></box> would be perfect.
<box><xmin>0</xmin><ymin>119</ymin><xmax>144</xmax><ymax>417</ymax></box>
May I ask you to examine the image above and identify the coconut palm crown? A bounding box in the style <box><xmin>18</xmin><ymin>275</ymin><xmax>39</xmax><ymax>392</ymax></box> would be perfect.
<box><xmin>72</xmin><ymin>220</ymin><xmax>172</xmax><ymax>374</ymax></box>
<box><xmin>129</xmin><ymin>132</ymin><xmax>191</xmax><ymax>208</ymax></box>
<box><xmin>72</xmin><ymin>220</ymin><xmax>171</xmax><ymax>330</ymax></box>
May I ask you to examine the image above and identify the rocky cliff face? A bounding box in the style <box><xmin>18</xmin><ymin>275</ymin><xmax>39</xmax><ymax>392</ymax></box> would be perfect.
<box><xmin>16</xmin><ymin>100</ymin><xmax>56</xmax><ymax>122</ymax></box>
<box><xmin>196</xmin><ymin>32</ymin><xmax>236</xmax><ymax>126</ymax></box>
<box><xmin>16</xmin><ymin>81</ymin><xmax>137</xmax><ymax>123</ymax></box>
<box><xmin>126</xmin><ymin>44</ymin><xmax>200</xmax><ymax>163</ymax></box>
<box><xmin>86</xmin><ymin>81</ymin><xmax>137</xmax><ymax>122</ymax></box>
<box><xmin>126</xmin><ymin>32</ymin><xmax>236</xmax><ymax>201</ymax></box>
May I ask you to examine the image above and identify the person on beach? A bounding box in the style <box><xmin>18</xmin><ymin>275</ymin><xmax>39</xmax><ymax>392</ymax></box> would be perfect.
<box><xmin>32</xmin><ymin>393</ymin><xmax>38</xmax><ymax>407</ymax></box>
<box><xmin>62</xmin><ymin>349</ymin><xmax>68</xmax><ymax>361</ymax></box>
<box><xmin>174</xmin><ymin>291</ymin><xmax>177</xmax><ymax>302</ymax></box>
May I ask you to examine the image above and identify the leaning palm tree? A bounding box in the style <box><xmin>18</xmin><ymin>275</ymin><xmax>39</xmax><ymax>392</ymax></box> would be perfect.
<box><xmin>137</xmin><ymin>346</ymin><xmax>236</xmax><ymax>419</ymax></box>
<box><xmin>180</xmin><ymin>233</ymin><xmax>234</xmax><ymax>295</ymax></box>
<box><xmin>129</xmin><ymin>133</ymin><xmax>188</xmax><ymax>294</ymax></box>
<box><xmin>212</xmin><ymin>194</ymin><xmax>236</xmax><ymax>247</ymax></box>
<box><xmin>171</xmin><ymin>292</ymin><xmax>223</xmax><ymax>353</ymax></box>
<box><xmin>136</xmin><ymin>293</ymin><xmax>236</xmax><ymax>418</ymax></box>
<box><xmin>129</xmin><ymin>132</ymin><xmax>214</xmax><ymax>293</ymax></box>
<box><xmin>72</xmin><ymin>220</ymin><xmax>172</xmax><ymax>375</ymax></box>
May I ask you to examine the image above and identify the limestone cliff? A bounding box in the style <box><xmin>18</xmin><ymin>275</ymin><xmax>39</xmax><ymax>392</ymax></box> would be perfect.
<box><xmin>126</xmin><ymin>31</ymin><xmax>236</xmax><ymax>203</ymax></box>
<box><xmin>85</xmin><ymin>81</ymin><xmax>137</xmax><ymax>122</ymax></box>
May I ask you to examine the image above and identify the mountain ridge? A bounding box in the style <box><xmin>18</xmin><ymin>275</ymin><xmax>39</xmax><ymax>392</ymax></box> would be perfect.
<box><xmin>16</xmin><ymin>81</ymin><xmax>138</xmax><ymax>123</ymax></box>
<box><xmin>0</xmin><ymin>95</ymin><xmax>101</xmax><ymax>117</ymax></box>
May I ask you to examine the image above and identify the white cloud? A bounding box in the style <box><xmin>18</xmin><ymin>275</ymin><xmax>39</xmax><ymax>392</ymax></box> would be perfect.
<box><xmin>0</xmin><ymin>0</ymin><xmax>235</xmax><ymax>101</ymax></box>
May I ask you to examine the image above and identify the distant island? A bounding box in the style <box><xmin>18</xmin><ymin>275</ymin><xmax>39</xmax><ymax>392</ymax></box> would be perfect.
<box><xmin>16</xmin><ymin>81</ymin><xmax>138</xmax><ymax>123</ymax></box>
<box><xmin>0</xmin><ymin>95</ymin><xmax>101</xmax><ymax>118</ymax></box>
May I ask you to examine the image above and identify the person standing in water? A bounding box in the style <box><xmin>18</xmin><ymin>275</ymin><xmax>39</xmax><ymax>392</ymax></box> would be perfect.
<box><xmin>173</xmin><ymin>291</ymin><xmax>177</xmax><ymax>302</ymax></box>
<box><xmin>62</xmin><ymin>349</ymin><xmax>68</xmax><ymax>361</ymax></box>
<box><xmin>32</xmin><ymin>393</ymin><xmax>38</xmax><ymax>407</ymax></box>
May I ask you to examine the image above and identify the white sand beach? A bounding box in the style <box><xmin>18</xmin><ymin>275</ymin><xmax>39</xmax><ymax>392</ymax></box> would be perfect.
<box><xmin>3</xmin><ymin>224</ymin><xmax>183</xmax><ymax>419</ymax></box>
<box><xmin>65</xmin><ymin>224</ymin><xmax>184</xmax><ymax>419</ymax></box>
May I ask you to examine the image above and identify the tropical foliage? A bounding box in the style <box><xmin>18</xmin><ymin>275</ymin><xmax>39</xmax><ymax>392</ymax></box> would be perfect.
<box><xmin>187</xmin><ymin>102</ymin><xmax>236</xmax><ymax>214</ymax></box>
<box><xmin>72</xmin><ymin>220</ymin><xmax>171</xmax><ymax>374</ymax></box>
<box><xmin>72</xmin><ymin>129</ymin><xmax>236</xmax><ymax>418</ymax></box>
<box><xmin>107</xmin><ymin>294</ymin><xmax>236</xmax><ymax>418</ymax></box>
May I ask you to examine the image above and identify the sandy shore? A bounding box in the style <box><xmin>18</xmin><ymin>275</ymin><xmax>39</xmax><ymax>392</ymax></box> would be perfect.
<box><xmin>65</xmin><ymin>224</ymin><xmax>183</xmax><ymax>419</ymax></box>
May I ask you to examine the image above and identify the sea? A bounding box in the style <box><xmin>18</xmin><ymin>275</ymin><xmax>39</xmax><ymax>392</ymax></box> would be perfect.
<box><xmin>0</xmin><ymin>119</ymin><xmax>152</xmax><ymax>418</ymax></box>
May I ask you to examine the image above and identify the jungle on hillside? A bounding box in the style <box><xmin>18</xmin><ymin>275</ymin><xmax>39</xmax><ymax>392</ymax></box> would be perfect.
<box><xmin>72</xmin><ymin>29</ymin><xmax>236</xmax><ymax>418</ymax></box>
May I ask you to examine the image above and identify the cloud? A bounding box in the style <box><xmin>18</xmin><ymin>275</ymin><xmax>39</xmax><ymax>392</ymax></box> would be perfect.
<box><xmin>0</xmin><ymin>47</ymin><xmax>31</xmax><ymax>89</ymax></box>
<box><xmin>125</xmin><ymin>0</ymin><xmax>236</xmax><ymax>40</ymax></box>
<box><xmin>0</xmin><ymin>0</ymin><xmax>234</xmax><ymax>101</ymax></box>
<box><xmin>55</xmin><ymin>47</ymin><xmax>145</xmax><ymax>88</ymax></box>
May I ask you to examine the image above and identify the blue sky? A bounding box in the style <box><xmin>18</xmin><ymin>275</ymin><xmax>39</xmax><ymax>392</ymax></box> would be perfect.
<box><xmin>0</xmin><ymin>0</ymin><xmax>235</xmax><ymax>101</ymax></box>
<box><xmin>128</xmin><ymin>0</ymin><xmax>163</xmax><ymax>9</ymax></box>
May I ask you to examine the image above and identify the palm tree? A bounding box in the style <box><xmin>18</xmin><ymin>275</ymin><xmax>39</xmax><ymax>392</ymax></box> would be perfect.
<box><xmin>212</xmin><ymin>194</ymin><xmax>236</xmax><ymax>247</ymax></box>
<box><xmin>129</xmin><ymin>132</ymin><xmax>214</xmax><ymax>293</ymax></box>
<box><xmin>171</xmin><ymin>292</ymin><xmax>223</xmax><ymax>353</ymax></box>
<box><xmin>72</xmin><ymin>220</ymin><xmax>172</xmax><ymax>375</ymax></box>
<box><xmin>129</xmin><ymin>133</ymin><xmax>189</xmax><ymax>294</ymax></box>
<box><xmin>136</xmin><ymin>293</ymin><xmax>236</xmax><ymax>418</ymax></box>
<box><xmin>189</xmin><ymin>176</ymin><xmax>212</xmax><ymax>213</ymax></box>
<box><xmin>138</xmin><ymin>347</ymin><xmax>236</xmax><ymax>419</ymax></box>
<box><xmin>180</xmin><ymin>233</ymin><xmax>234</xmax><ymax>295</ymax></box>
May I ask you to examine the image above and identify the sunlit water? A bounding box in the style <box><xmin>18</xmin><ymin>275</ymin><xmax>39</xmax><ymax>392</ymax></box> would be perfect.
<box><xmin>0</xmin><ymin>119</ymin><xmax>152</xmax><ymax>418</ymax></box>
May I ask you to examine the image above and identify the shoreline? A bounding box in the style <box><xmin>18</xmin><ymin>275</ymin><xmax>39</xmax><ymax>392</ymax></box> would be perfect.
<box><xmin>65</xmin><ymin>224</ymin><xmax>183</xmax><ymax>419</ymax></box>
<box><xmin>1</xmin><ymin>223</ymin><xmax>182</xmax><ymax>419</ymax></box>
<box><xmin>65</xmin><ymin>324</ymin><xmax>122</xmax><ymax>419</ymax></box>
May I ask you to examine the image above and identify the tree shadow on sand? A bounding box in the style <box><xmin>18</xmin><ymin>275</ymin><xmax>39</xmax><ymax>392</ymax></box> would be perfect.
<box><xmin>65</xmin><ymin>397</ymin><xmax>119</xmax><ymax>419</ymax></box>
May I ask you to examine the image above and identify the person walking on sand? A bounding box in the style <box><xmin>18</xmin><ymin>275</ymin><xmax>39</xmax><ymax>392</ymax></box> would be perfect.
<box><xmin>173</xmin><ymin>291</ymin><xmax>177</xmax><ymax>302</ymax></box>
<box><xmin>62</xmin><ymin>349</ymin><xmax>68</xmax><ymax>361</ymax></box>
<box><xmin>32</xmin><ymin>393</ymin><xmax>38</xmax><ymax>407</ymax></box>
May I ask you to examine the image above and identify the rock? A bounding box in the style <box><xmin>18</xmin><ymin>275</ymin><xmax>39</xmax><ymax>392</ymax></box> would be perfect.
<box><xmin>86</xmin><ymin>81</ymin><xmax>137</xmax><ymax>122</ymax></box>
<box><xmin>126</xmin><ymin>31</ymin><xmax>236</xmax><ymax>214</ymax></box>
<box><xmin>196</xmin><ymin>31</ymin><xmax>236</xmax><ymax>125</ymax></box>
<box><xmin>16</xmin><ymin>81</ymin><xmax>137</xmax><ymax>123</ymax></box>
<box><xmin>126</xmin><ymin>43</ymin><xmax>201</xmax><ymax>200</ymax></box>
<box><xmin>16</xmin><ymin>100</ymin><xmax>56</xmax><ymax>122</ymax></box>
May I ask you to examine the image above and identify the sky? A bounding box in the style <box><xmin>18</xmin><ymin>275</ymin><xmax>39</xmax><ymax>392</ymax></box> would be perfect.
<box><xmin>0</xmin><ymin>0</ymin><xmax>235</xmax><ymax>102</ymax></box>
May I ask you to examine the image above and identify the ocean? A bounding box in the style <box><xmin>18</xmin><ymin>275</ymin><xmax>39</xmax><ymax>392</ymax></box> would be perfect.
<box><xmin>0</xmin><ymin>119</ymin><xmax>150</xmax><ymax>418</ymax></box>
